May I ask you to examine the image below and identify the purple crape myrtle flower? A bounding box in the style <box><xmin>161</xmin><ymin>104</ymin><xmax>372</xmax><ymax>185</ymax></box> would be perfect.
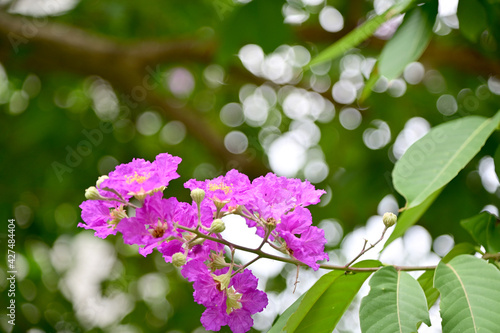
<box><xmin>78</xmin><ymin>199</ymin><xmax>126</xmax><ymax>239</ymax></box>
<box><xmin>276</xmin><ymin>206</ymin><xmax>329</xmax><ymax>270</ymax></box>
<box><xmin>247</xmin><ymin>173</ymin><xmax>325</xmax><ymax>220</ymax></box>
<box><xmin>242</xmin><ymin>173</ymin><xmax>326</xmax><ymax>237</ymax></box>
<box><xmin>184</xmin><ymin>169</ymin><xmax>251</xmax><ymax>213</ymax></box>
<box><xmin>100</xmin><ymin>153</ymin><xmax>181</xmax><ymax>199</ymax></box>
<box><xmin>158</xmin><ymin>200</ymin><xmax>224</xmax><ymax>263</ymax></box>
<box><xmin>182</xmin><ymin>259</ymin><xmax>228</xmax><ymax>307</ymax></box>
<box><xmin>182</xmin><ymin>260</ymin><xmax>268</xmax><ymax>333</ymax></box>
<box><xmin>116</xmin><ymin>192</ymin><xmax>189</xmax><ymax>256</ymax></box>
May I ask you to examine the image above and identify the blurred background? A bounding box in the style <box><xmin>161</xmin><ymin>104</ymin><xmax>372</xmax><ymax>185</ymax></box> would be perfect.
<box><xmin>0</xmin><ymin>0</ymin><xmax>500</xmax><ymax>332</ymax></box>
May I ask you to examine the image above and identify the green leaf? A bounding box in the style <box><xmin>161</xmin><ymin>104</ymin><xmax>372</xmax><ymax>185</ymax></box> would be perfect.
<box><xmin>384</xmin><ymin>188</ymin><xmax>442</xmax><ymax>248</ymax></box>
<box><xmin>378</xmin><ymin>1</ymin><xmax>437</xmax><ymax>80</ymax></box>
<box><xmin>308</xmin><ymin>0</ymin><xmax>416</xmax><ymax>67</ymax></box>
<box><xmin>441</xmin><ymin>242</ymin><xmax>477</xmax><ymax>263</ymax></box>
<box><xmin>393</xmin><ymin>111</ymin><xmax>500</xmax><ymax>209</ymax></box>
<box><xmin>461</xmin><ymin>212</ymin><xmax>500</xmax><ymax>253</ymax></box>
<box><xmin>417</xmin><ymin>270</ymin><xmax>439</xmax><ymax>310</ymax></box>
<box><xmin>280</xmin><ymin>260</ymin><xmax>380</xmax><ymax>333</ymax></box>
<box><xmin>434</xmin><ymin>255</ymin><xmax>500</xmax><ymax>332</ymax></box>
<box><xmin>360</xmin><ymin>266</ymin><xmax>430</xmax><ymax>333</ymax></box>
<box><xmin>457</xmin><ymin>0</ymin><xmax>488</xmax><ymax>42</ymax></box>
<box><xmin>417</xmin><ymin>243</ymin><xmax>477</xmax><ymax>310</ymax></box>
<box><xmin>268</xmin><ymin>293</ymin><xmax>306</xmax><ymax>333</ymax></box>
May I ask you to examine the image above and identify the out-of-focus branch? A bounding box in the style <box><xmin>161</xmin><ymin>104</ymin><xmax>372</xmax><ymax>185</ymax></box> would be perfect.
<box><xmin>0</xmin><ymin>10</ymin><xmax>498</xmax><ymax>177</ymax></box>
<box><xmin>0</xmin><ymin>11</ymin><xmax>268</xmax><ymax>178</ymax></box>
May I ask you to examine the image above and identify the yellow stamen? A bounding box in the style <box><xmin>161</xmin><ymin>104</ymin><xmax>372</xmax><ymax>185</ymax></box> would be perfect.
<box><xmin>125</xmin><ymin>171</ymin><xmax>152</xmax><ymax>184</ymax></box>
<box><xmin>208</xmin><ymin>182</ymin><xmax>233</xmax><ymax>195</ymax></box>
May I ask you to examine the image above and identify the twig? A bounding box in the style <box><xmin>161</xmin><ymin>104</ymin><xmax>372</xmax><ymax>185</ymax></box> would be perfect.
<box><xmin>293</xmin><ymin>265</ymin><xmax>300</xmax><ymax>293</ymax></box>
<box><xmin>344</xmin><ymin>226</ymin><xmax>389</xmax><ymax>268</ymax></box>
<box><xmin>176</xmin><ymin>225</ymin><xmax>436</xmax><ymax>273</ymax></box>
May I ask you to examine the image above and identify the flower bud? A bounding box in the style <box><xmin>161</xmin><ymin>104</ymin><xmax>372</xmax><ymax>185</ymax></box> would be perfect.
<box><xmin>96</xmin><ymin>175</ymin><xmax>109</xmax><ymax>189</ymax></box>
<box><xmin>264</xmin><ymin>217</ymin><xmax>277</xmax><ymax>232</ymax></box>
<box><xmin>190</xmin><ymin>188</ymin><xmax>206</xmax><ymax>205</ymax></box>
<box><xmin>85</xmin><ymin>186</ymin><xmax>104</xmax><ymax>200</ymax></box>
<box><xmin>209</xmin><ymin>219</ymin><xmax>226</xmax><ymax>233</ymax></box>
<box><xmin>383</xmin><ymin>212</ymin><xmax>397</xmax><ymax>228</ymax></box>
<box><xmin>172</xmin><ymin>253</ymin><xmax>187</xmax><ymax>267</ymax></box>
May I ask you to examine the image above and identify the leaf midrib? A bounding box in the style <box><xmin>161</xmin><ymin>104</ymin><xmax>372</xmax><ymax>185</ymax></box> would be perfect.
<box><xmin>396</xmin><ymin>271</ymin><xmax>403</xmax><ymax>333</ymax></box>
<box><xmin>412</xmin><ymin>117</ymin><xmax>491</xmax><ymax>206</ymax></box>
<box><xmin>446</xmin><ymin>263</ymin><xmax>478</xmax><ymax>332</ymax></box>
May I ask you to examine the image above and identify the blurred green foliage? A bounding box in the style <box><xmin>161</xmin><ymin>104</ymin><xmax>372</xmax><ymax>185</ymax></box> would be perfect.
<box><xmin>0</xmin><ymin>0</ymin><xmax>499</xmax><ymax>332</ymax></box>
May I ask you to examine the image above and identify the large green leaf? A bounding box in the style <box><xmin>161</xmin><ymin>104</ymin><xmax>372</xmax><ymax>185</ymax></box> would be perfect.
<box><xmin>434</xmin><ymin>255</ymin><xmax>500</xmax><ymax>332</ymax></box>
<box><xmin>461</xmin><ymin>212</ymin><xmax>500</xmax><ymax>253</ymax></box>
<box><xmin>384</xmin><ymin>188</ymin><xmax>442</xmax><ymax>248</ymax></box>
<box><xmin>417</xmin><ymin>270</ymin><xmax>439</xmax><ymax>310</ymax></box>
<box><xmin>393</xmin><ymin>111</ymin><xmax>500</xmax><ymax>209</ymax></box>
<box><xmin>457</xmin><ymin>0</ymin><xmax>488</xmax><ymax>42</ymax></box>
<box><xmin>417</xmin><ymin>243</ymin><xmax>477</xmax><ymax>310</ymax></box>
<box><xmin>360</xmin><ymin>266</ymin><xmax>430</xmax><ymax>333</ymax></box>
<box><xmin>378</xmin><ymin>1</ymin><xmax>437</xmax><ymax>80</ymax></box>
<box><xmin>308</xmin><ymin>0</ymin><xmax>416</xmax><ymax>67</ymax></box>
<box><xmin>268</xmin><ymin>293</ymin><xmax>306</xmax><ymax>333</ymax></box>
<box><xmin>273</xmin><ymin>260</ymin><xmax>380</xmax><ymax>333</ymax></box>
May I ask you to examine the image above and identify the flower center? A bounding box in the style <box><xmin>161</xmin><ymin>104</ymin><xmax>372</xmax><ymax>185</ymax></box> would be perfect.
<box><xmin>208</xmin><ymin>182</ymin><xmax>232</xmax><ymax>195</ymax></box>
<box><xmin>149</xmin><ymin>219</ymin><xmax>168</xmax><ymax>238</ymax></box>
<box><xmin>125</xmin><ymin>171</ymin><xmax>151</xmax><ymax>184</ymax></box>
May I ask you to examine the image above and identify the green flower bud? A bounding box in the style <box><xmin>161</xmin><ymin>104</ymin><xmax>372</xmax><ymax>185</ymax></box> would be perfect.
<box><xmin>96</xmin><ymin>175</ymin><xmax>109</xmax><ymax>189</ymax></box>
<box><xmin>383</xmin><ymin>212</ymin><xmax>397</xmax><ymax>228</ymax></box>
<box><xmin>265</xmin><ymin>217</ymin><xmax>277</xmax><ymax>232</ymax></box>
<box><xmin>172</xmin><ymin>253</ymin><xmax>187</xmax><ymax>267</ymax></box>
<box><xmin>191</xmin><ymin>188</ymin><xmax>206</xmax><ymax>205</ymax></box>
<box><xmin>209</xmin><ymin>219</ymin><xmax>226</xmax><ymax>234</ymax></box>
<box><xmin>85</xmin><ymin>186</ymin><xmax>104</xmax><ymax>200</ymax></box>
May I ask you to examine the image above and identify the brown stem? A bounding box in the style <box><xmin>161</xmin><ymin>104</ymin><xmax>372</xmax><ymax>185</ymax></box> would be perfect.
<box><xmin>344</xmin><ymin>226</ymin><xmax>389</xmax><ymax>268</ymax></box>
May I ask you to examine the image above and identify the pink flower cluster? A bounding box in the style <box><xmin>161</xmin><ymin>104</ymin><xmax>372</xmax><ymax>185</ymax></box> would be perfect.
<box><xmin>79</xmin><ymin>153</ymin><xmax>328</xmax><ymax>332</ymax></box>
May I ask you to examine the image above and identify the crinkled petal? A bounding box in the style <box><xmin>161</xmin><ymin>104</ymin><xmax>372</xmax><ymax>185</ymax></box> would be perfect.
<box><xmin>200</xmin><ymin>307</ymin><xmax>228</xmax><ymax>331</ymax></box>
<box><xmin>158</xmin><ymin>239</ymin><xmax>184</xmax><ymax>263</ymax></box>
<box><xmin>241</xmin><ymin>289</ymin><xmax>268</xmax><ymax>314</ymax></box>
<box><xmin>228</xmin><ymin>309</ymin><xmax>254</xmax><ymax>333</ymax></box>
<box><xmin>276</xmin><ymin>206</ymin><xmax>312</xmax><ymax>235</ymax></box>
